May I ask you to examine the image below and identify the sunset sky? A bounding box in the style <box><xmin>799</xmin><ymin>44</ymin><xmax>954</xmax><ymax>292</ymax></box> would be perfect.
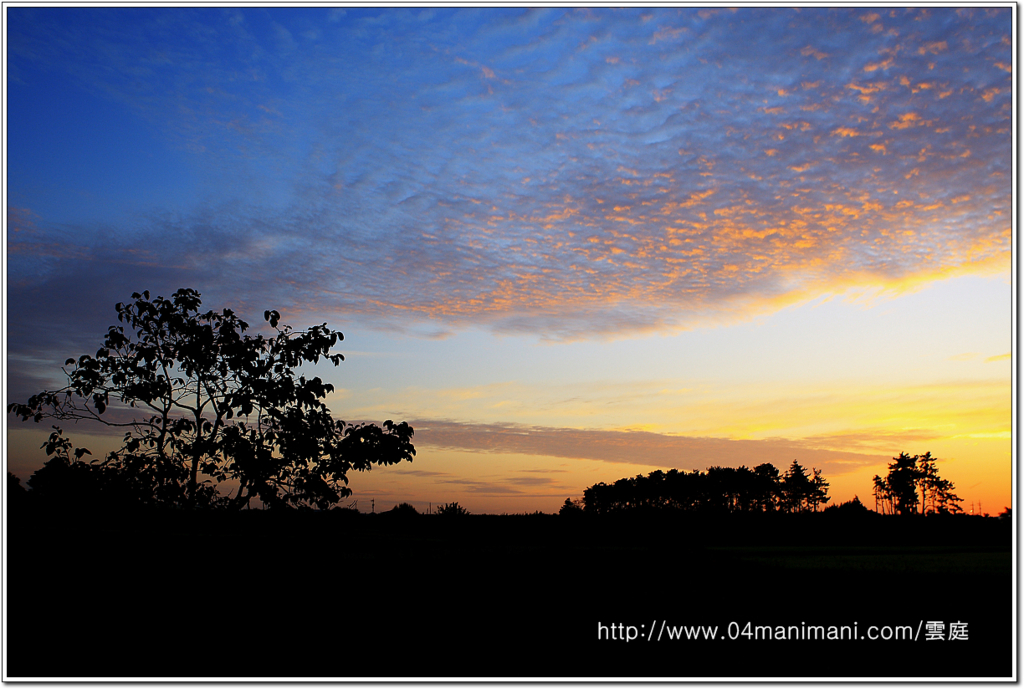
<box><xmin>5</xmin><ymin>6</ymin><xmax>1014</xmax><ymax>514</ymax></box>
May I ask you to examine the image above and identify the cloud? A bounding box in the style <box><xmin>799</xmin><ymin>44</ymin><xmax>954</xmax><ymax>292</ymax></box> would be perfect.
<box><xmin>419</xmin><ymin>475</ymin><xmax>526</xmax><ymax>495</ymax></box>
<box><xmin>5</xmin><ymin>356</ymin><xmax>74</xmax><ymax>407</ymax></box>
<box><xmin>794</xmin><ymin>429</ymin><xmax>944</xmax><ymax>453</ymax></box>
<box><xmin>6</xmin><ymin>7</ymin><xmax>1012</xmax><ymax>347</ymax></box>
<box><xmin>408</xmin><ymin>419</ymin><xmax>889</xmax><ymax>476</ymax></box>
<box><xmin>272</xmin><ymin>22</ymin><xmax>296</xmax><ymax>53</ymax></box>
<box><xmin>391</xmin><ymin>469</ymin><xmax>450</xmax><ymax>479</ymax></box>
<box><xmin>504</xmin><ymin>476</ymin><xmax>556</xmax><ymax>487</ymax></box>
<box><xmin>369</xmin><ymin>458</ymin><xmax>575</xmax><ymax>498</ymax></box>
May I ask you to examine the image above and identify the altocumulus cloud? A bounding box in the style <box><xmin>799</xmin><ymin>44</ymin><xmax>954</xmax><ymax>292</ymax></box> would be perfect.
<box><xmin>7</xmin><ymin>7</ymin><xmax>1012</xmax><ymax>347</ymax></box>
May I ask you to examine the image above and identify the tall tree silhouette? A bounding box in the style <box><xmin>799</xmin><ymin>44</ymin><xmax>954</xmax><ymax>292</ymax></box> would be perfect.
<box><xmin>752</xmin><ymin>463</ymin><xmax>783</xmax><ymax>512</ymax></box>
<box><xmin>8</xmin><ymin>289</ymin><xmax>415</xmax><ymax>510</ymax></box>
<box><xmin>871</xmin><ymin>452</ymin><xmax>962</xmax><ymax>515</ymax></box>
<box><xmin>810</xmin><ymin>467</ymin><xmax>830</xmax><ymax>512</ymax></box>
<box><xmin>781</xmin><ymin>460</ymin><xmax>811</xmax><ymax>512</ymax></box>
<box><xmin>886</xmin><ymin>452</ymin><xmax>920</xmax><ymax>515</ymax></box>
<box><xmin>781</xmin><ymin>460</ymin><xmax>829</xmax><ymax>512</ymax></box>
<box><xmin>872</xmin><ymin>473</ymin><xmax>893</xmax><ymax>514</ymax></box>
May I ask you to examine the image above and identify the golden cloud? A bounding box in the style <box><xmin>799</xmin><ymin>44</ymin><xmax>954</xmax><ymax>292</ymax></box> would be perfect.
<box><xmin>801</xmin><ymin>45</ymin><xmax>829</xmax><ymax>60</ymax></box>
<box><xmin>917</xmin><ymin>40</ymin><xmax>948</xmax><ymax>55</ymax></box>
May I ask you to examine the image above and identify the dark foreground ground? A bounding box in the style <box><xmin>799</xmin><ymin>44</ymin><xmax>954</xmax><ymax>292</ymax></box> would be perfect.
<box><xmin>7</xmin><ymin>507</ymin><xmax>1013</xmax><ymax>679</ymax></box>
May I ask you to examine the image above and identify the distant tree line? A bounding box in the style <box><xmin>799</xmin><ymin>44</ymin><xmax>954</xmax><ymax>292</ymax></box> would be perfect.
<box><xmin>564</xmin><ymin>451</ymin><xmax>967</xmax><ymax>518</ymax></box>
<box><xmin>563</xmin><ymin>460</ymin><xmax>830</xmax><ymax>516</ymax></box>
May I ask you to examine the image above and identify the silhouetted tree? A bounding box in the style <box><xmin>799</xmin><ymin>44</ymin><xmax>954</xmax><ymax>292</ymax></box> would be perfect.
<box><xmin>871</xmin><ymin>473</ymin><xmax>892</xmax><ymax>514</ymax></box>
<box><xmin>751</xmin><ymin>463</ymin><xmax>783</xmax><ymax>512</ymax></box>
<box><xmin>26</xmin><ymin>427</ymin><xmax>101</xmax><ymax>505</ymax></box>
<box><xmin>885</xmin><ymin>452</ymin><xmax>920</xmax><ymax>515</ymax></box>
<box><xmin>781</xmin><ymin>460</ymin><xmax>828</xmax><ymax>511</ymax></box>
<box><xmin>809</xmin><ymin>468</ymin><xmax>831</xmax><ymax>511</ymax></box>
<box><xmin>7</xmin><ymin>471</ymin><xmax>29</xmax><ymax>510</ymax></box>
<box><xmin>916</xmin><ymin>451</ymin><xmax>938</xmax><ymax>513</ymax></box>
<box><xmin>8</xmin><ymin>472</ymin><xmax>26</xmax><ymax>494</ymax></box>
<box><xmin>559</xmin><ymin>497</ymin><xmax>584</xmax><ymax>517</ymax></box>
<box><xmin>706</xmin><ymin>466</ymin><xmax>740</xmax><ymax>512</ymax></box>
<box><xmin>663</xmin><ymin>468</ymin><xmax>704</xmax><ymax>511</ymax></box>
<box><xmin>915</xmin><ymin>452</ymin><xmax>963</xmax><ymax>514</ymax></box>
<box><xmin>581</xmin><ymin>482</ymin><xmax>609</xmax><ymax>514</ymax></box>
<box><xmin>872</xmin><ymin>452</ymin><xmax>962</xmax><ymax>516</ymax></box>
<box><xmin>8</xmin><ymin>289</ymin><xmax>415</xmax><ymax>510</ymax></box>
<box><xmin>781</xmin><ymin>460</ymin><xmax>809</xmax><ymax>511</ymax></box>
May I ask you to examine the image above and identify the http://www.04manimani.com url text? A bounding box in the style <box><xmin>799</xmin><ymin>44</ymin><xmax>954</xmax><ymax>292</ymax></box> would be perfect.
<box><xmin>597</xmin><ymin>620</ymin><xmax>969</xmax><ymax>642</ymax></box>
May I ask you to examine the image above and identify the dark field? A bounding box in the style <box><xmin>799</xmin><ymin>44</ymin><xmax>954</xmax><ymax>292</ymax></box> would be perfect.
<box><xmin>7</xmin><ymin>508</ymin><xmax>1013</xmax><ymax>679</ymax></box>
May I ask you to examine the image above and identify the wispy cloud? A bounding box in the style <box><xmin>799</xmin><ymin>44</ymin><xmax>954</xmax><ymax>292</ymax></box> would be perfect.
<box><xmin>409</xmin><ymin>419</ymin><xmax>889</xmax><ymax>476</ymax></box>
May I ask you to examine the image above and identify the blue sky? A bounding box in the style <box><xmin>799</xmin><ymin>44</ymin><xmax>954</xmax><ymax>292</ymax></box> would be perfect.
<box><xmin>5</xmin><ymin>7</ymin><xmax>1013</xmax><ymax>512</ymax></box>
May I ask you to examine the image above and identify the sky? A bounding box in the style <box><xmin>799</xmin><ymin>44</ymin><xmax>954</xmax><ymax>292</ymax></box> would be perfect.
<box><xmin>4</xmin><ymin>6</ymin><xmax>1014</xmax><ymax>514</ymax></box>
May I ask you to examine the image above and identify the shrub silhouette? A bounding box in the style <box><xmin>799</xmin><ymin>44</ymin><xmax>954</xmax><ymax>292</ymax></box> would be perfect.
<box><xmin>389</xmin><ymin>502</ymin><xmax>420</xmax><ymax>516</ymax></box>
<box><xmin>436</xmin><ymin>501</ymin><xmax>470</xmax><ymax>517</ymax></box>
<box><xmin>7</xmin><ymin>471</ymin><xmax>29</xmax><ymax>511</ymax></box>
<box><xmin>23</xmin><ymin>427</ymin><xmax>147</xmax><ymax>510</ymax></box>
<box><xmin>823</xmin><ymin>495</ymin><xmax>870</xmax><ymax>515</ymax></box>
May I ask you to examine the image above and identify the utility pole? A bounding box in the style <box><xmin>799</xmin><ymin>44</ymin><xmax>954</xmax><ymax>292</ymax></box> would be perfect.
<box><xmin>371</xmin><ymin>498</ymin><xmax>375</xmax><ymax>514</ymax></box>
